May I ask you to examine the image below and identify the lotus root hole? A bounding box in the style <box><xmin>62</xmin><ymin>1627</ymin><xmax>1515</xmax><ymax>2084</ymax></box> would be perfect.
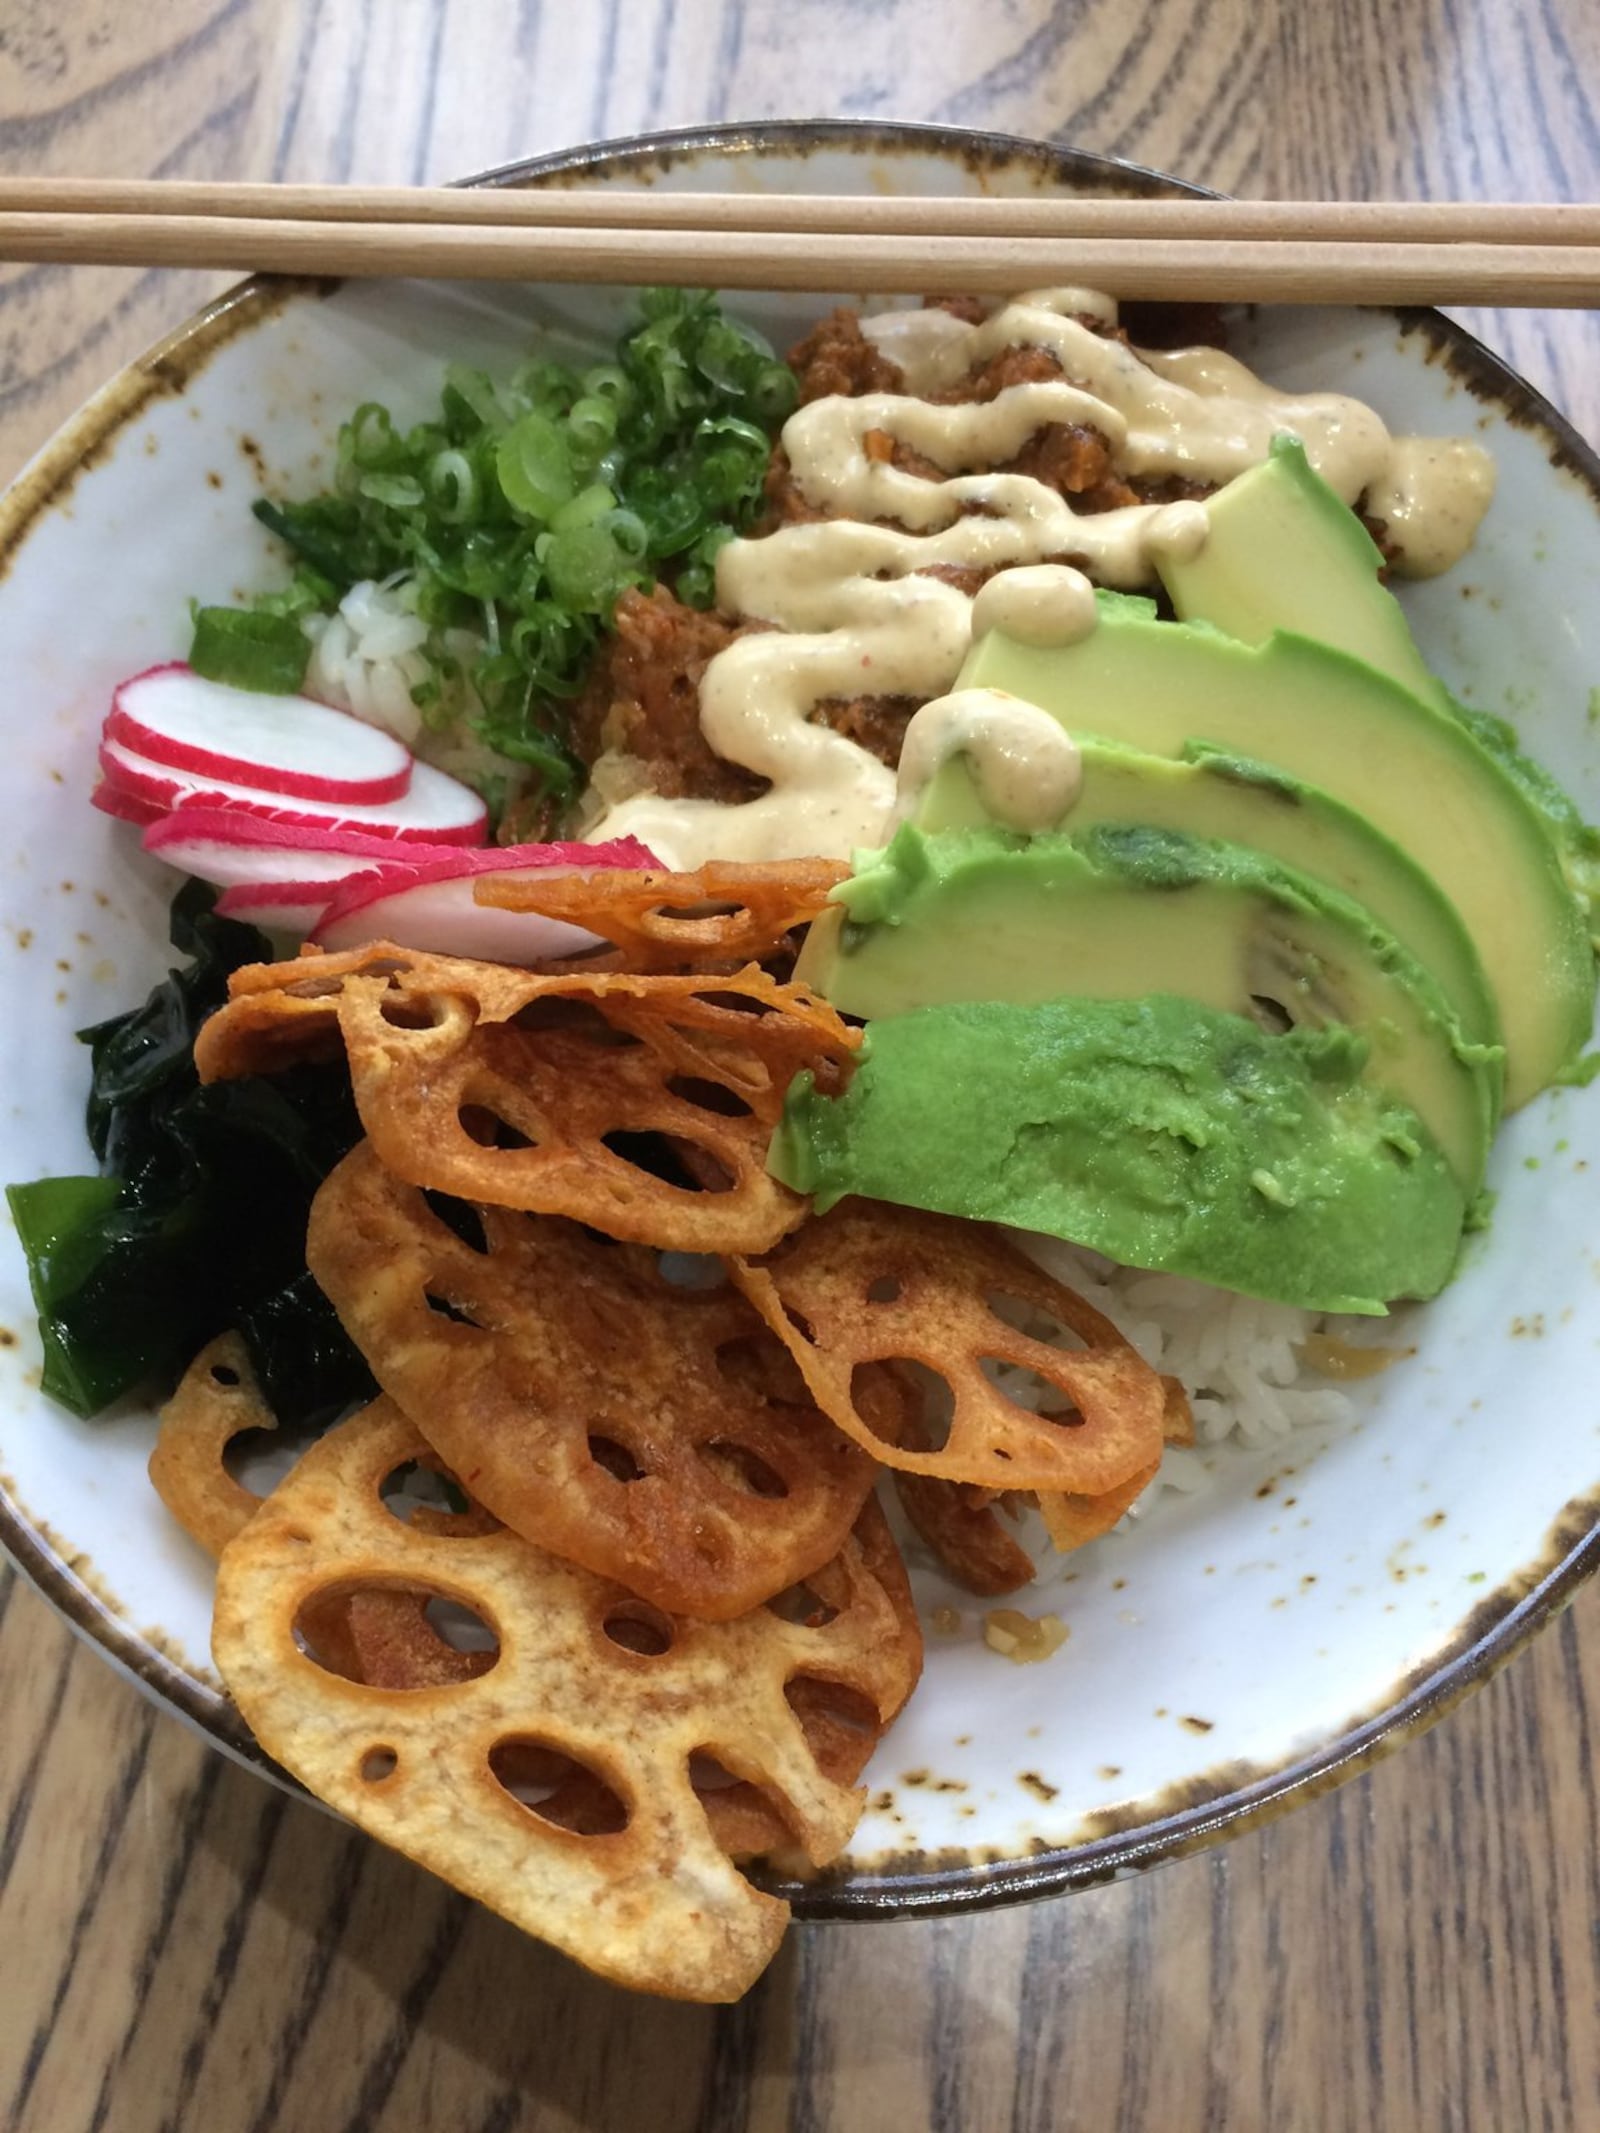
<box><xmin>360</xmin><ymin>1746</ymin><xmax>398</xmax><ymax>1783</ymax></box>
<box><xmin>786</xmin><ymin>1674</ymin><xmax>880</xmax><ymax>1746</ymax></box>
<box><xmin>699</xmin><ymin>1438</ymin><xmax>790</xmax><ymax>1499</ymax></box>
<box><xmin>853</xmin><ymin>1359</ymin><xmax>952</xmax><ymax>1452</ymax></box>
<box><xmin>422</xmin><ymin>1595</ymin><xmax>499</xmax><ymax>1655</ymax></box>
<box><xmin>421</xmin><ymin>1192</ymin><xmax>490</xmax><ymax>1252</ymax></box>
<box><xmin>865</xmin><ymin>1275</ymin><xmax>902</xmax><ymax>1304</ymax></box>
<box><xmin>424</xmin><ymin>1292</ymin><xmax>483</xmax><ymax>1329</ymax></box>
<box><xmin>209</xmin><ymin>1362</ymin><xmax>241</xmax><ymax>1387</ymax></box>
<box><xmin>456</xmin><ymin>1105</ymin><xmax>537</xmax><ymax>1152</ymax></box>
<box><xmin>379</xmin><ymin>991</ymin><xmax>449</xmax><ymax>1030</ymax></box>
<box><xmin>601</xmin><ymin>1606</ymin><xmax>675</xmax><ymax>1657</ymax></box>
<box><xmin>986</xmin><ymin>1290</ymin><xmax>1088</xmax><ymax>1350</ymax></box>
<box><xmin>221</xmin><ymin>1426</ymin><xmax>289</xmax><ymax>1494</ymax></box>
<box><xmin>489</xmin><ymin>1739</ymin><xmax>630</xmax><ymax>1835</ymax></box>
<box><xmin>686</xmin><ymin>1750</ymin><xmax>744</xmax><ymax>1792</ymax></box>
<box><xmin>656</xmin><ymin>899</ymin><xmax>741</xmax><ymax>924</ymax></box>
<box><xmin>378</xmin><ymin>1458</ymin><xmax>471</xmax><ymax>1526</ymax></box>
<box><xmin>981</xmin><ymin>1358</ymin><xmax>1085</xmax><ymax>1424</ymax></box>
<box><xmin>766</xmin><ymin>1580</ymin><xmax>840</xmax><ymax>1629</ymax></box>
<box><xmin>665</xmin><ymin>1075</ymin><xmax>754</xmax><ymax>1119</ymax></box>
<box><xmin>600</xmin><ymin>1129</ymin><xmax>734</xmax><ymax>1194</ymax></box>
<box><xmin>588</xmin><ymin>1434</ymin><xmax>645</xmax><ymax>1483</ymax></box>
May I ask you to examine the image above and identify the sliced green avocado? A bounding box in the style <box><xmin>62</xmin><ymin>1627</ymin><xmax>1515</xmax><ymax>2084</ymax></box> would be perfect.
<box><xmin>1156</xmin><ymin>435</ymin><xmax>1449</xmax><ymax>709</ymax></box>
<box><xmin>771</xmin><ymin>995</ymin><xmax>1467</xmax><ymax>1314</ymax></box>
<box><xmin>917</xmin><ymin>731</ymin><xmax>1501</xmax><ymax>1067</ymax></box>
<box><xmin>800</xmin><ymin>823</ymin><xmax>1497</xmax><ymax>1190</ymax></box>
<box><xmin>1152</xmin><ymin>436</ymin><xmax>1600</xmax><ymax>927</ymax></box>
<box><xmin>957</xmin><ymin>599</ymin><xmax>1594</xmax><ymax>1108</ymax></box>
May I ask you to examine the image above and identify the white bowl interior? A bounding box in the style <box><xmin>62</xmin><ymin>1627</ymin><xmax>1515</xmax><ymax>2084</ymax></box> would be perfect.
<box><xmin>2</xmin><ymin>138</ymin><xmax>1598</xmax><ymax>1888</ymax></box>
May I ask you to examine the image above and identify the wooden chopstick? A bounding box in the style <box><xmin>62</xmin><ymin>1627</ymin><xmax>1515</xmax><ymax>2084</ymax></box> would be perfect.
<box><xmin>1</xmin><ymin>180</ymin><xmax>1597</xmax><ymax>304</ymax></box>
<box><xmin>2</xmin><ymin>180</ymin><xmax>1598</xmax><ymax>245</ymax></box>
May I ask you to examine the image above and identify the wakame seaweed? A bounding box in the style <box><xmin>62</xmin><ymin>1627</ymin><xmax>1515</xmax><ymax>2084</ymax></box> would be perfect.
<box><xmin>7</xmin><ymin>880</ymin><xmax>371</xmax><ymax>1424</ymax></box>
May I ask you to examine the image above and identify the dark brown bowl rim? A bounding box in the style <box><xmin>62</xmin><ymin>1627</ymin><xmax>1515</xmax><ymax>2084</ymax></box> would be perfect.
<box><xmin>2</xmin><ymin>115</ymin><xmax>1597</xmax><ymax>1923</ymax></box>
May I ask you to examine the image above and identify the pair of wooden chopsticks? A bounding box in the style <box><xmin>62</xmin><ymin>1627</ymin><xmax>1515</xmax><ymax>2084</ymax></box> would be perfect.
<box><xmin>0</xmin><ymin>179</ymin><xmax>1596</xmax><ymax>304</ymax></box>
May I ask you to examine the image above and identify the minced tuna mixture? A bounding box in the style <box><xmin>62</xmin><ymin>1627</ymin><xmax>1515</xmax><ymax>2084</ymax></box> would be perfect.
<box><xmin>569</xmin><ymin>299</ymin><xmax>1223</xmax><ymax>808</ymax></box>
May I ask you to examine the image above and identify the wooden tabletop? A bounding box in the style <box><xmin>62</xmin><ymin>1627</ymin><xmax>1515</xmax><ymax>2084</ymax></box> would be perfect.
<box><xmin>6</xmin><ymin>7</ymin><xmax>1600</xmax><ymax>2128</ymax></box>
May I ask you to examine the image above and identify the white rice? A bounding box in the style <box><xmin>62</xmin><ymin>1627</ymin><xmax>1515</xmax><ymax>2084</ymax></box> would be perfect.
<box><xmin>1009</xmin><ymin>1232</ymin><xmax>1358</xmax><ymax>1475</ymax></box>
<box><xmin>304</xmin><ymin>578</ymin><xmax>535</xmax><ymax>804</ymax></box>
<box><xmin>303</xmin><ymin>576</ymin><xmax>435</xmax><ymax>746</ymax></box>
<box><xmin>980</xmin><ymin>1233</ymin><xmax>1403</xmax><ymax>1578</ymax></box>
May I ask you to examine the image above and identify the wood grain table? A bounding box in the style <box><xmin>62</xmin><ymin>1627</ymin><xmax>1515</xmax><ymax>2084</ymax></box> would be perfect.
<box><xmin>5</xmin><ymin>6</ymin><xmax>1600</xmax><ymax>2128</ymax></box>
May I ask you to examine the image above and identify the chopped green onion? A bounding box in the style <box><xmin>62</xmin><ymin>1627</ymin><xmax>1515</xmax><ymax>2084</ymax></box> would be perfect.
<box><xmin>244</xmin><ymin>288</ymin><xmax>797</xmax><ymax>820</ymax></box>
<box><xmin>604</xmin><ymin>507</ymin><xmax>649</xmax><ymax>560</ymax></box>
<box><xmin>428</xmin><ymin>448</ymin><xmax>479</xmax><ymax>523</ymax></box>
<box><xmin>189</xmin><ymin>606</ymin><xmax>310</xmax><ymax>693</ymax></box>
<box><xmin>496</xmin><ymin>412</ymin><xmax>574</xmax><ymax>521</ymax></box>
<box><xmin>553</xmin><ymin>482</ymin><xmax>618</xmax><ymax>534</ymax></box>
<box><xmin>358</xmin><ymin>471</ymin><xmax>424</xmax><ymax>509</ymax></box>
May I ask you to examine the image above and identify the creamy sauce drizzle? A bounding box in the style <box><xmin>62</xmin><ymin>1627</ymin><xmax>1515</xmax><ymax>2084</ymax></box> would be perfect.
<box><xmin>893</xmin><ymin>687</ymin><xmax>1083</xmax><ymax>834</ymax></box>
<box><xmin>589</xmin><ymin>288</ymin><xmax>1496</xmax><ymax>868</ymax></box>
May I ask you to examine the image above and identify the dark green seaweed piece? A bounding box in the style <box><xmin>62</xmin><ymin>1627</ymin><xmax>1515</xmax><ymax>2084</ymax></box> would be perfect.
<box><xmin>8</xmin><ymin>882</ymin><xmax>369</xmax><ymax>1423</ymax></box>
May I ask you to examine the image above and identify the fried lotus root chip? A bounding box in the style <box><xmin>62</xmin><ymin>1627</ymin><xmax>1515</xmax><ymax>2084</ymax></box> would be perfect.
<box><xmin>1033</xmin><ymin>1374</ymin><xmax>1195</xmax><ymax>1554</ymax></box>
<box><xmin>538</xmin><ymin>1495</ymin><xmax>923</xmax><ymax>1866</ymax></box>
<box><xmin>212</xmin><ymin>1399</ymin><xmax>917</xmax><ymax>2001</ymax></box>
<box><xmin>197</xmin><ymin>944</ymin><xmax>856</xmax><ymax>1254</ymax></box>
<box><xmin>732</xmin><ymin>1202</ymin><xmax>1167</xmax><ymax>1495</ymax></box>
<box><xmin>894</xmin><ymin>1473</ymin><xmax>1037</xmax><ymax>1596</ymax></box>
<box><xmin>149</xmin><ymin>1332</ymin><xmax>278</xmax><ymax>1557</ymax></box>
<box><xmin>149</xmin><ymin>1335</ymin><xmax>498</xmax><ymax>1681</ymax></box>
<box><xmin>307</xmin><ymin>1143</ymin><xmax>881</xmax><ymax>1619</ymax></box>
<box><xmin>472</xmin><ymin>858</ymin><xmax>850</xmax><ymax>972</ymax></box>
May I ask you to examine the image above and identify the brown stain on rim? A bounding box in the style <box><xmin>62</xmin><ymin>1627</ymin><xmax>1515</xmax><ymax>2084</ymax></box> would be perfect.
<box><xmin>1</xmin><ymin>114</ymin><xmax>1599</xmax><ymax>1922</ymax></box>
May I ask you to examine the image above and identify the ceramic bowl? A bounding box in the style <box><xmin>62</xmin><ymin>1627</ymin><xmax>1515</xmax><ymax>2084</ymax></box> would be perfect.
<box><xmin>2</xmin><ymin>120</ymin><xmax>1598</xmax><ymax>1920</ymax></box>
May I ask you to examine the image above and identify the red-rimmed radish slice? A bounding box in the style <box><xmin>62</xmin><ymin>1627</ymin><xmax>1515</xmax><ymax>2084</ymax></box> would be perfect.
<box><xmin>99</xmin><ymin>736</ymin><xmax>487</xmax><ymax>844</ymax></box>
<box><xmin>142</xmin><ymin>812</ymin><xmax>428</xmax><ymax>895</ymax></box>
<box><xmin>107</xmin><ymin>665</ymin><xmax>414</xmax><ymax>803</ymax></box>
<box><xmin>314</xmin><ymin>839</ymin><xmax>658</xmax><ymax>962</ymax></box>
<box><xmin>215</xmin><ymin>880</ymin><xmax>350</xmax><ymax>934</ymax></box>
<box><xmin>91</xmin><ymin>781</ymin><xmax>164</xmax><ymax>828</ymax></box>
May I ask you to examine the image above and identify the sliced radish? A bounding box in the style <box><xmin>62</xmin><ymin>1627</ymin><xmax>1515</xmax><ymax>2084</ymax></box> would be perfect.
<box><xmin>216</xmin><ymin>880</ymin><xmax>350</xmax><ymax>934</ymax></box>
<box><xmin>315</xmin><ymin>840</ymin><xmax>658</xmax><ymax>962</ymax></box>
<box><xmin>322</xmin><ymin>834</ymin><xmax>658</xmax><ymax>887</ymax></box>
<box><xmin>316</xmin><ymin>874</ymin><xmax>601</xmax><ymax>962</ymax></box>
<box><xmin>107</xmin><ymin>665</ymin><xmax>414</xmax><ymax>803</ymax></box>
<box><xmin>100</xmin><ymin>735</ymin><xmax>487</xmax><ymax>844</ymax></box>
<box><xmin>144</xmin><ymin>808</ymin><xmax>444</xmax><ymax>873</ymax></box>
<box><xmin>142</xmin><ymin>814</ymin><xmax>427</xmax><ymax>897</ymax></box>
<box><xmin>91</xmin><ymin>781</ymin><xmax>164</xmax><ymax>828</ymax></box>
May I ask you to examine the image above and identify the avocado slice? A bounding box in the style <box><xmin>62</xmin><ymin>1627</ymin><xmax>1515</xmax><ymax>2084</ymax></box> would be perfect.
<box><xmin>917</xmin><ymin>731</ymin><xmax>1501</xmax><ymax>1066</ymax></box>
<box><xmin>1156</xmin><ymin>435</ymin><xmax>1449</xmax><ymax>709</ymax></box>
<box><xmin>771</xmin><ymin>994</ymin><xmax>1468</xmax><ymax>1314</ymax></box>
<box><xmin>956</xmin><ymin>600</ymin><xmax>1594</xmax><ymax>1108</ymax></box>
<box><xmin>801</xmin><ymin>822</ymin><xmax>1497</xmax><ymax>1189</ymax></box>
<box><xmin>1153</xmin><ymin>437</ymin><xmax>1600</xmax><ymax>926</ymax></box>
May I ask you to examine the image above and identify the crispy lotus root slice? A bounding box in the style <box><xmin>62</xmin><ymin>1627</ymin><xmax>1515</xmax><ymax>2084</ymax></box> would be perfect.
<box><xmin>731</xmin><ymin>1202</ymin><xmax>1167</xmax><ymax>1495</ymax></box>
<box><xmin>149</xmin><ymin>1335</ymin><xmax>499</xmax><ymax>1683</ymax></box>
<box><xmin>895</xmin><ymin>1473</ymin><xmax>1037</xmax><ymax>1597</ymax></box>
<box><xmin>307</xmin><ymin>1143</ymin><xmax>881</xmax><ymax>1619</ymax></box>
<box><xmin>472</xmin><ymin>858</ymin><xmax>850</xmax><ymax>972</ymax></box>
<box><xmin>196</xmin><ymin>944</ymin><xmax>856</xmax><ymax>1254</ymax></box>
<box><xmin>537</xmin><ymin>1496</ymin><xmax>923</xmax><ymax>1865</ymax></box>
<box><xmin>211</xmin><ymin>1399</ymin><xmax>917</xmax><ymax>2001</ymax></box>
<box><xmin>1032</xmin><ymin>1372</ymin><xmax>1194</xmax><ymax>1555</ymax></box>
<box><xmin>149</xmin><ymin>1332</ymin><xmax>279</xmax><ymax>1557</ymax></box>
